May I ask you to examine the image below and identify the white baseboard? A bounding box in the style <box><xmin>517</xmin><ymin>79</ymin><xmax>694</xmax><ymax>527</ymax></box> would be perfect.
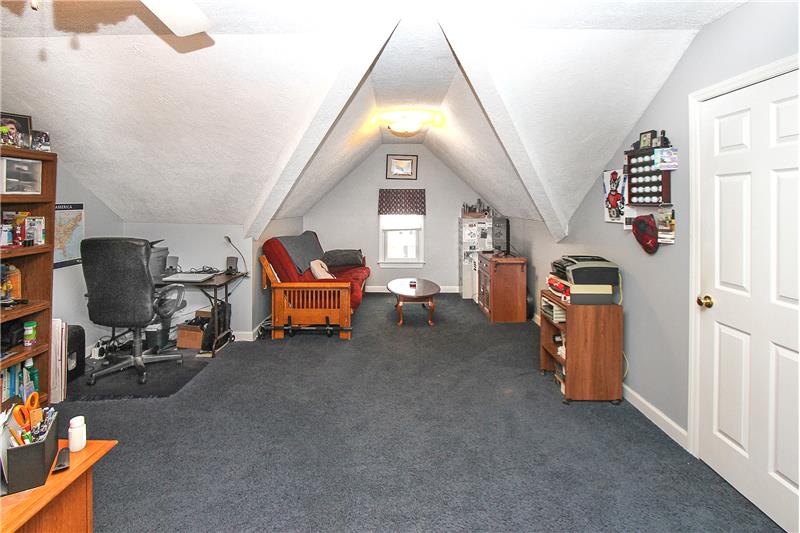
<box><xmin>233</xmin><ymin>329</ymin><xmax>257</xmax><ymax>342</ymax></box>
<box><xmin>623</xmin><ymin>384</ymin><xmax>689</xmax><ymax>450</ymax></box>
<box><xmin>365</xmin><ymin>285</ymin><xmax>460</xmax><ymax>293</ymax></box>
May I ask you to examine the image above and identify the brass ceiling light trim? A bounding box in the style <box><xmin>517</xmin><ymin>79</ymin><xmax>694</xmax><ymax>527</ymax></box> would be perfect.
<box><xmin>371</xmin><ymin>108</ymin><xmax>446</xmax><ymax>138</ymax></box>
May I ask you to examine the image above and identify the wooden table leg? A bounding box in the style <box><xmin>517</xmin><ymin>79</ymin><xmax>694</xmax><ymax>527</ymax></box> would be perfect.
<box><xmin>396</xmin><ymin>297</ymin><xmax>404</xmax><ymax>326</ymax></box>
<box><xmin>427</xmin><ymin>298</ymin><xmax>435</xmax><ymax>326</ymax></box>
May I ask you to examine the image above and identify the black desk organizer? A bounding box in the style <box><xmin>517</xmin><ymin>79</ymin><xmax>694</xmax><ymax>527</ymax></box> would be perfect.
<box><xmin>623</xmin><ymin>147</ymin><xmax>672</xmax><ymax>206</ymax></box>
<box><xmin>2</xmin><ymin>412</ymin><xmax>58</xmax><ymax>495</ymax></box>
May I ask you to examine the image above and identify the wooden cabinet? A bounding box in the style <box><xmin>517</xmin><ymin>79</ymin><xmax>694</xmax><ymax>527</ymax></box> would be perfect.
<box><xmin>1</xmin><ymin>147</ymin><xmax>57</xmax><ymax>409</ymax></box>
<box><xmin>477</xmin><ymin>252</ymin><xmax>527</xmax><ymax>323</ymax></box>
<box><xmin>539</xmin><ymin>290</ymin><xmax>623</xmax><ymax>402</ymax></box>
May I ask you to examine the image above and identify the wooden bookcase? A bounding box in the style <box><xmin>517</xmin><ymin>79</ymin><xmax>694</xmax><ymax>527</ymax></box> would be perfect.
<box><xmin>1</xmin><ymin>146</ymin><xmax>57</xmax><ymax>409</ymax></box>
<box><xmin>539</xmin><ymin>290</ymin><xmax>623</xmax><ymax>403</ymax></box>
<box><xmin>477</xmin><ymin>252</ymin><xmax>527</xmax><ymax>323</ymax></box>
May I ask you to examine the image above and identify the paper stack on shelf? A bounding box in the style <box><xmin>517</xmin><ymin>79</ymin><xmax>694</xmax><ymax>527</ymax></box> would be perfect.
<box><xmin>541</xmin><ymin>296</ymin><xmax>566</xmax><ymax>323</ymax></box>
<box><xmin>49</xmin><ymin>319</ymin><xmax>67</xmax><ymax>403</ymax></box>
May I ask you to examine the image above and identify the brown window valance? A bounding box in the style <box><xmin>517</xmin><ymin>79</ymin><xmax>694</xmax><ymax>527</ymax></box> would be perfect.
<box><xmin>378</xmin><ymin>188</ymin><xmax>426</xmax><ymax>215</ymax></box>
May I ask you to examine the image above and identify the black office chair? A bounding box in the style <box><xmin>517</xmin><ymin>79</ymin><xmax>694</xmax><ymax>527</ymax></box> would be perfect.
<box><xmin>81</xmin><ymin>238</ymin><xmax>184</xmax><ymax>385</ymax></box>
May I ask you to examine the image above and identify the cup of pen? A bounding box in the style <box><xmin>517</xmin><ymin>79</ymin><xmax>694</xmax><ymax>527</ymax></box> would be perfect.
<box><xmin>3</xmin><ymin>408</ymin><xmax>59</xmax><ymax>495</ymax></box>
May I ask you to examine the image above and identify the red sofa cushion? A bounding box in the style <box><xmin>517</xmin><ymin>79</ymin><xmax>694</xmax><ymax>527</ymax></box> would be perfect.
<box><xmin>262</xmin><ymin>238</ymin><xmax>304</xmax><ymax>282</ymax></box>
<box><xmin>261</xmin><ymin>236</ymin><xmax>370</xmax><ymax>310</ymax></box>
<box><xmin>330</xmin><ymin>265</ymin><xmax>370</xmax><ymax>308</ymax></box>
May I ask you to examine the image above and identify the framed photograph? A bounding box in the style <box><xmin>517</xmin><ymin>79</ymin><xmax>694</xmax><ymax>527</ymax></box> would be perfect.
<box><xmin>386</xmin><ymin>154</ymin><xmax>418</xmax><ymax>180</ymax></box>
<box><xmin>31</xmin><ymin>130</ymin><xmax>51</xmax><ymax>152</ymax></box>
<box><xmin>1</xmin><ymin>112</ymin><xmax>32</xmax><ymax>137</ymax></box>
<box><xmin>639</xmin><ymin>130</ymin><xmax>657</xmax><ymax>149</ymax></box>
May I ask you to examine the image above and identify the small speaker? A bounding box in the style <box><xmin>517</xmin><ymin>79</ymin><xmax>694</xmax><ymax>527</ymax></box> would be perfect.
<box><xmin>165</xmin><ymin>256</ymin><xmax>179</xmax><ymax>272</ymax></box>
<box><xmin>225</xmin><ymin>256</ymin><xmax>238</xmax><ymax>275</ymax></box>
<box><xmin>67</xmin><ymin>325</ymin><xmax>85</xmax><ymax>382</ymax></box>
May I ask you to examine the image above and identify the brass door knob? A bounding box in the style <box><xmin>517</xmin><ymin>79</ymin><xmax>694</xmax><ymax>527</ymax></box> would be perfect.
<box><xmin>696</xmin><ymin>295</ymin><xmax>714</xmax><ymax>308</ymax></box>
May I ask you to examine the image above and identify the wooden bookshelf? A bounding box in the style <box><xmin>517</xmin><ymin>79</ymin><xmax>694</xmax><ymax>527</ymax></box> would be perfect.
<box><xmin>1</xmin><ymin>146</ymin><xmax>57</xmax><ymax>408</ymax></box>
<box><xmin>539</xmin><ymin>290</ymin><xmax>623</xmax><ymax>403</ymax></box>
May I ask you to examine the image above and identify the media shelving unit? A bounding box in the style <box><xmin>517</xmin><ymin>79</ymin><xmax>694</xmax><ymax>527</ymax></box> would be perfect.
<box><xmin>1</xmin><ymin>146</ymin><xmax>57</xmax><ymax>409</ymax></box>
<box><xmin>539</xmin><ymin>290</ymin><xmax>623</xmax><ymax>403</ymax></box>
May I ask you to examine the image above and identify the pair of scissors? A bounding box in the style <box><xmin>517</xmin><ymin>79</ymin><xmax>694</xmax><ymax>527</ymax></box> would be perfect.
<box><xmin>12</xmin><ymin>391</ymin><xmax>39</xmax><ymax>430</ymax></box>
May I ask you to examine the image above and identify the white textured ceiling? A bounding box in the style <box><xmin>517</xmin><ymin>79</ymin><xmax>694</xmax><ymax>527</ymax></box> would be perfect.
<box><xmin>370</xmin><ymin>18</ymin><xmax>458</xmax><ymax>144</ymax></box>
<box><xmin>276</xmin><ymin>18</ymin><xmax>540</xmax><ymax>221</ymax></box>
<box><xmin>275</xmin><ymin>79</ymin><xmax>380</xmax><ymax>219</ymax></box>
<box><xmin>439</xmin><ymin>1</ymin><xmax>743</xmax><ymax>239</ymax></box>
<box><xmin>1</xmin><ymin>1</ymin><xmax>745</xmax><ymax>240</ymax></box>
<box><xmin>425</xmin><ymin>71</ymin><xmax>541</xmax><ymax>220</ymax></box>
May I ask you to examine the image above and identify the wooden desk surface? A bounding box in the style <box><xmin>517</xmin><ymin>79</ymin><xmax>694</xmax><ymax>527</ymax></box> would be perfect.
<box><xmin>1</xmin><ymin>439</ymin><xmax>117</xmax><ymax>532</ymax></box>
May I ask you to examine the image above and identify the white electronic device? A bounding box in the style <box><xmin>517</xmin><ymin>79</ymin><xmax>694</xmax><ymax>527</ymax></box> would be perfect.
<box><xmin>161</xmin><ymin>272</ymin><xmax>215</xmax><ymax>283</ymax></box>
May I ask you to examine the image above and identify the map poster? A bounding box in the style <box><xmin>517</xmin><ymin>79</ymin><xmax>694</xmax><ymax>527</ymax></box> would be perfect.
<box><xmin>54</xmin><ymin>203</ymin><xmax>84</xmax><ymax>268</ymax></box>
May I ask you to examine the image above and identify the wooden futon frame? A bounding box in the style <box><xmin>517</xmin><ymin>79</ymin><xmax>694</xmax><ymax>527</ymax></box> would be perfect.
<box><xmin>259</xmin><ymin>255</ymin><xmax>352</xmax><ymax>339</ymax></box>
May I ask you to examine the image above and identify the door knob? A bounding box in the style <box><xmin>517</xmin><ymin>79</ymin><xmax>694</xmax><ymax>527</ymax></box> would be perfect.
<box><xmin>696</xmin><ymin>295</ymin><xmax>714</xmax><ymax>308</ymax></box>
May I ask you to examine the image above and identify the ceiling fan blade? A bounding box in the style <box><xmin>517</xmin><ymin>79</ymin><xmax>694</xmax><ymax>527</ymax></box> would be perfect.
<box><xmin>141</xmin><ymin>0</ymin><xmax>211</xmax><ymax>37</ymax></box>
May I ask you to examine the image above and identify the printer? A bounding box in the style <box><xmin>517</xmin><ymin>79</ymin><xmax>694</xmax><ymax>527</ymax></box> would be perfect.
<box><xmin>551</xmin><ymin>255</ymin><xmax>620</xmax><ymax>286</ymax></box>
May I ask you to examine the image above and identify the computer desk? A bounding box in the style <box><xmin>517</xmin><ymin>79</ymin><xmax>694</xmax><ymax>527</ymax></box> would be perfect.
<box><xmin>156</xmin><ymin>272</ymin><xmax>246</xmax><ymax>357</ymax></box>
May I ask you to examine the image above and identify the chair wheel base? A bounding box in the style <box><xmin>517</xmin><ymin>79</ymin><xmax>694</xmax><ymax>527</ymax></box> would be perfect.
<box><xmin>138</xmin><ymin>373</ymin><xmax>147</xmax><ymax>384</ymax></box>
<box><xmin>87</xmin><ymin>376</ymin><xmax>96</xmax><ymax>386</ymax></box>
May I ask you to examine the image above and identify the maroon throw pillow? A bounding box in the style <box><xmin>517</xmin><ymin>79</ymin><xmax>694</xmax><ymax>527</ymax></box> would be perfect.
<box><xmin>633</xmin><ymin>214</ymin><xmax>659</xmax><ymax>254</ymax></box>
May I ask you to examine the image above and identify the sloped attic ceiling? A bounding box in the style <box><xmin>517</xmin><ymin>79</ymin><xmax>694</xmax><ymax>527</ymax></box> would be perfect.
<box><xmin>1</xmin><ymin>1</ymin><xmax>744</xmax><ymax>241</ymax></box>
<box><xmin>440</xmin><ymin>1</ymin><xmax>744</xmax><ymax>239</ymax></box>
<box><xmin>276</xmin><ymin>18</ymin><xmax>543</xmax><ymax>222</ymax></box>
<box><xmin>0</xmin><ymin>1</ymin><xmax>397</xmax><ymax>225</ymax></box>
<box><xmin>276</xmin><ymin>3</ymin><xmax>743</xmax><ymax>239</ymax></box>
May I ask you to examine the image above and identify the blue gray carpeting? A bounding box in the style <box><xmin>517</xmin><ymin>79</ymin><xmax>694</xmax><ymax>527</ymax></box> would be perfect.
<box><xmin>56</xmin><ymin>294</ymin><xmax>778</xmax><ymax>532</ymax></box>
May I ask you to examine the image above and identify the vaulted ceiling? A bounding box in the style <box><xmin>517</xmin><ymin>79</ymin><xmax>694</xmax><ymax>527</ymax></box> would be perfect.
<box><xmin>1</xmin><ymin>1</ymin><xmax>744</xmax><ymax>241</ymax></box>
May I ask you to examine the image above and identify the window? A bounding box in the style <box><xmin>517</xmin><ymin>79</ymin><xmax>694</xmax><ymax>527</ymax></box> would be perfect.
<box><xmin>379</xmin><ymin>214</ymin><xmax>424</xmax><ymax>267</ymax></box>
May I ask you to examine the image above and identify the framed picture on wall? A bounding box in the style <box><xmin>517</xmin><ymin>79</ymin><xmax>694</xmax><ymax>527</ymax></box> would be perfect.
<box><xmin>386</xmin><ymin>154</ymin><xmax>418</xmax><ymax>180</ymax></box>
<box><xmin>638</xmin><ymin>130</ymin><xmax>657</xmax><ymax>149</ymax></box>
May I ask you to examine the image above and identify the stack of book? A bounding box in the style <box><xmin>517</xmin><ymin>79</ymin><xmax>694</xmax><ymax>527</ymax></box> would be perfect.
<box><xmin>546</xmin><ymin>274</ymin><xmax>615</xmax><ymax>305</ymax></box>
<box><xmin>1</xmin><ymin>362</ymin><xmax>36</xmax><ymax>402</ymax></box>
<box><xmin>541</xmin><ymin>296</ymin><xmax>567</xmax><ymax>323</ymax></box>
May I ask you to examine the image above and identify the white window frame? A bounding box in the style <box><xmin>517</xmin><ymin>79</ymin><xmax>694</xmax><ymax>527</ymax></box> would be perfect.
<box><xmin>378</xmin><ymin>214</ymin><xmax>425</xmax><ymax>268</ymax></box>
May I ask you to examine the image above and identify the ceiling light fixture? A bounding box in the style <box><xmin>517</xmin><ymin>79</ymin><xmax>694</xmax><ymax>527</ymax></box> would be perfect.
<box><xmin>372</xmin><ymin>109</ymin><xmax>446</xmax><ymax>138</ymax></box>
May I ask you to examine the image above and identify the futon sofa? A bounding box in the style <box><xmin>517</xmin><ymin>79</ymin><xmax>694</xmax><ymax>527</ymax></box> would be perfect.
<box><xmin>260</xmin><ymin>231</ymin><xmax>370</xmax><ymax>339</ymax></box>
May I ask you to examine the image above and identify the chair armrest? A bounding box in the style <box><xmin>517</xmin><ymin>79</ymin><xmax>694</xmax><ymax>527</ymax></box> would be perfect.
<box><xmin>154</xmin><ymin>283</ymin><xmax>185</xmax><ymax>318</ymax></box>
<box><xmin>275</xmin><ymin>281</ymin><xmax>351</xmax><ymax>289</ymax></box>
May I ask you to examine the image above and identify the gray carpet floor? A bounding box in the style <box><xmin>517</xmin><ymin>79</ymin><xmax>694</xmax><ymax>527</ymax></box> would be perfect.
<box><xmin>56</xmin><ymin>294</ymin><xmax>778</xmax><ymax>532</ymax></box>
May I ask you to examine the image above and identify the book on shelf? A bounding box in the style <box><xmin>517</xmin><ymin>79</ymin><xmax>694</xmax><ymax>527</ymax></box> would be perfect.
<box><xmin>2</xmin><ymin>362</ymin><xmax>33</xmax><ymax>402</ymax></box>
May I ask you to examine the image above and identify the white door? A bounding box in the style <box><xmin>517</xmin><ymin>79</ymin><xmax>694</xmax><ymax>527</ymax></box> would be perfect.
<box><xmin>699</xmin><ymin>69</ymin><xmax>798</xmax><ymax>531</ymax></box>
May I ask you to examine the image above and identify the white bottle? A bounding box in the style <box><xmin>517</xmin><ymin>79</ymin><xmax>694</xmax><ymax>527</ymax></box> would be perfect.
<box><xmin>69</xmin><ymin>416</ymin><xmax>86</xmax><ymax>452</ymax></box>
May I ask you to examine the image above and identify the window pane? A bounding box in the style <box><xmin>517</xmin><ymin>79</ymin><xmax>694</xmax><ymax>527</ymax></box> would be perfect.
<box><xmin>380</xmin><ymin>214</ymin><xmax>424</xmax><ymax>230</ymax></box>
<box><xmin>385</xmin><ymin>229</ymin><xmax>418</xmax><ymax>259</ymax></box>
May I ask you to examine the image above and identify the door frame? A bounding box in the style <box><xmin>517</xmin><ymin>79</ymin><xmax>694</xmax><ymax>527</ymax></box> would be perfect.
<box><xmin>686</xmin><ymin>54</ymin><xmax>798</xmax><ymax>457</ymax></box>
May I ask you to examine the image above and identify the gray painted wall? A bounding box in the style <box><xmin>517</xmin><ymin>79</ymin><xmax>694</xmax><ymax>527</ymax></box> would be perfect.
<box><xmin>304</xmin><ymin>144</ymin><xmax>479</xmax><ymax>288</ymax></box>
<box><xmin>511</xmin><ymin>1</ymin><xmax>798</xmax><ymax>429</ymax></box>
<box><xmin>123</xmin><ymin>222</ymin><xmax>254</xmax><ymax>334</ymax></box>
<box><xmin>52</xmin><ymin>167</ymin><xmax>125</xmax><ymax>343</ymax></box>
<box><xmin>251</xmin><ymin>216</ymin><xmax>304</xmax><ymax>327</ymax></box>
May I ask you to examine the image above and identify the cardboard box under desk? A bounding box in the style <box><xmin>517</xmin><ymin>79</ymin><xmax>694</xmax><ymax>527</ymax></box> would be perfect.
<box><xmin>3</xmin><ymin>412</ymin><xmax>59</xmax><ymax>495</ymax></box>
<box><xmin>177</xmin><ymin>324</ymin><xmax>204</xmax><ymax>350</ymax></box>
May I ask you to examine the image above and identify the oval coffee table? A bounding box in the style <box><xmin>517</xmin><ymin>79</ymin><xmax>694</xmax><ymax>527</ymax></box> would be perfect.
<box><xmin>387</xmin><ymin>278</ymin><xmax>441</xmax><ymax>326</ymax></box>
